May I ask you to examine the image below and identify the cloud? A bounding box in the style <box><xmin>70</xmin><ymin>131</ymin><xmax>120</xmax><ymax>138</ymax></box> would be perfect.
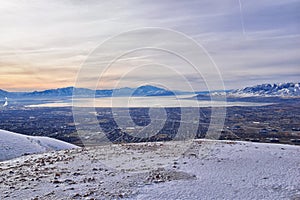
<box><xmin>0</xmin><ymin>0</ymin><xmax>299</xmax><ymax>91</ymax></box>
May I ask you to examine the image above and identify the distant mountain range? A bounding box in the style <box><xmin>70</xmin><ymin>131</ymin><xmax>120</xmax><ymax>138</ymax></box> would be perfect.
<box><xmin>229</xmin><ymin>82</ymin><xmax>300</xmax><ymax>97</ymax></box>
<box><xmin>1</xmin><ymin>82</ymin><xmax>299</xmax><ymax>99</ymax></box>
<box><xmin>0</xmin><ymin>85</ymin><xmax>177</xmax><ymax>98</ymax></box>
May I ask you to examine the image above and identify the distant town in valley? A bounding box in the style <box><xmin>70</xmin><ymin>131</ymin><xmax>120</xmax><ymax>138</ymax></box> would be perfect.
<box><xmin>1</xmin><ymin>83</ymin><xmax>299</xmax><ymax>147</ymax></box>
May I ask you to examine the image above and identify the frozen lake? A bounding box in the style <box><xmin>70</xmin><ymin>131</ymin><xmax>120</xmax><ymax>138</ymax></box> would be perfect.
<box><xmin>27</xmin><ymin>95</ymin><xmax>272</xmax><ymax>108</ymax></box>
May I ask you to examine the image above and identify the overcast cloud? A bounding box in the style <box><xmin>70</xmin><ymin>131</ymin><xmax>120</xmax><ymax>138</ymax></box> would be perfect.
<box><xmin>0</xmin><ymin>0</ymin><xmax>299</xmax><ymax>91</ymax></box>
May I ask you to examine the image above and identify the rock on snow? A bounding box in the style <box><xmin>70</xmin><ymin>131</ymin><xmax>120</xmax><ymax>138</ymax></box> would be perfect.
<box><xmin>0</xmin><ymin>139</ymin><xmax>299</xmax><ymax>199</ymax></box>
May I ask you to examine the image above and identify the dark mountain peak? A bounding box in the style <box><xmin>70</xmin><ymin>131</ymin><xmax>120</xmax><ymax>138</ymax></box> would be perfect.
<box><xmin>0</xmin><ymin>89</ymin><xmax>8</xmax><ymax>98</ymax></box>
<box><xmin>133</xmin><ymin>85</ymin><xmax>175</xmax><ymax>96</ymax></box>
<box><xmin>1</xmin><ymin>84</ymin><xmax>178</xmax><ymax>98</ymax></box>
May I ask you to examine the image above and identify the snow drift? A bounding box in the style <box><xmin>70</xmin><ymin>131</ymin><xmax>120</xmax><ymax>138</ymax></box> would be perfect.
<box><xmin>0</xmin><ymin>139</ymin><xmax>299</xmax><ymax>199</ymax></box>
<box><xmin>0</xmin><ymin>129</ymin><xmax>78</xmax><ymax>161</ymax></box>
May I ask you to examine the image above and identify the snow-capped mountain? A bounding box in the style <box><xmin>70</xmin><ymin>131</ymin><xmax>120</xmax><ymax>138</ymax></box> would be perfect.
<box><xmin>230</xmin><ymin>82</ymin><xmax>300</xmax><ymax>97</ymax></box>
<box><xmin>0</xmin><ymin>129</ymin><xmax>78</xmax><ymax>161</ymax></box>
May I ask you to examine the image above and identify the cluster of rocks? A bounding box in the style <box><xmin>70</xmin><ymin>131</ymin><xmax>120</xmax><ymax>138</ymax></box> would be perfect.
<box><xmin>0</xmin><ymin>142</ymin><xmax>199</xmax><ymax>199</ymax></box>
<box><xmin>146</xmin><ymin>168</ymin><xmax>196</xmax><ymax>184</ymax></box>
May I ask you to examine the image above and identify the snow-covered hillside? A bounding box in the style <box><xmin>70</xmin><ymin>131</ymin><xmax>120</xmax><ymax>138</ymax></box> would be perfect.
<box><xmin>0</xmin><ymin>129</ymin><xmax>78</xmax><ymax>161</ymax></box>
<box><xmin>230</xmin><ymin>82</ymin><xmax>300</xmax><ymax>97</ymax></box>
<box><xmin>0</xmin><ymin>139</ymin><xmax>299</xmax><ymax>199</ymax></box>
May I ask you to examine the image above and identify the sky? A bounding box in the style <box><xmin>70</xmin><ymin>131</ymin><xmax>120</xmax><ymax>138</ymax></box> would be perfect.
<box><xmin>0</xmin><ymin>0</ymin><xmax>299</xmax><ymax>92</ymax></box>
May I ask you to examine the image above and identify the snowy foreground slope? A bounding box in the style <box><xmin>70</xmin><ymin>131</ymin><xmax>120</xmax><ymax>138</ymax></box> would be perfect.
<box><xmin>0</xmin><ymin>140</ymin><xmax>299</xmax><ymax>200</ymax></box>
<box><xmin>0</xmin><ymin>129</ymin><xmax>78</xmax><ymax>161</ymax></box>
